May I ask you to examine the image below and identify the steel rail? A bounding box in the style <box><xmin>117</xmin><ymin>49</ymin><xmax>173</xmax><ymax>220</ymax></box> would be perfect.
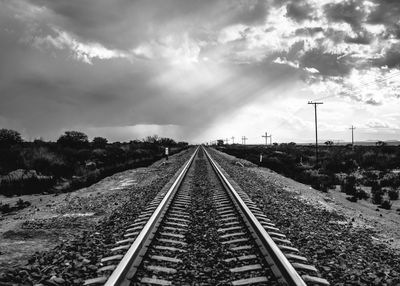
<box><xmin>203</xmin><ymin>147</ymin><xmax>307</xmax><ymax>286</ymax></box>
<box><xmin>104</xmin><ymin>146</ymin><xmax>199</xmax><ymax>286</ymax></box>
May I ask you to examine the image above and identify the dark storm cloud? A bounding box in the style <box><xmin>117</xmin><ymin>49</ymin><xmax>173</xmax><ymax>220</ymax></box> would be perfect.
<box><xmin>373</xmin><ymin>43</ymin><xmax>400</xmax><ymax>68</ymax></box>
<box><xmin>286</xmin><ymin>41</ymin><xmax>304</xmax><ymax>60</ymax></box>
<box><xmin>285</xmin><ymin>0</ymin><xmax>314</xmax><ymax>23</ymax></box>
<box><xmin>323</xmin><ymin>0</ymin><xmax>365</xmax><ymax>31</ymax></box>
<box><xmin>299</xmin><ymin>49</ymin><xmax>352</xmax><ymax>77</ymax></box>
<box><xmin>294</xmin><ymin>27</ymin><xmax>323</xmax><ymax>36</ymax></box>
<box><xmin>344</xmin><ymin>30</ymin><xmax>372</xmax><ymax>45</ymax></box>
<box><xmin>367</xmin><ymin>0</ymin><xmax>400</xmax><ymax>26</ymax></box>
<box><xmin>27</xmin><ymin>0</ymin><xmax>270</xmax><ymax>50</ymax></box>
<box><xmin>0</xmin><ymin>0</ymin><xmax>301</xmax><ymax>141</ymax></box>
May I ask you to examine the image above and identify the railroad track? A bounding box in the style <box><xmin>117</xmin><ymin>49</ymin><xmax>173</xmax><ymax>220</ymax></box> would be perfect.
<box><xmin>85</xmin><ymin>146</ymin><xmax>329</xmax><ymax>286</ymax></box>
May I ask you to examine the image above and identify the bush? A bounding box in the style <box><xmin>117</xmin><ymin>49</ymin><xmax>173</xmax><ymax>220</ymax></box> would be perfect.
<box><xmin>355</xmin><ymin>188</ymin><xmax>369</xmax><ymax>200</ymax></box>
<box><xmin>372</xmin><ymin>189</ymin><xmax>384</xmax><ymax>205</ymax></box>
<box><xmin>92</xmin><ymin>137</ymin><xmax>108</xmax><ymax>148</ymax></box>
<box><xmin>346</xmin><ymin>196</ymin><xmax>358</xmax><ymax>202</ymax></box>
<box><xmin>340</xmin><ymin>176</ymin><xmax>357</xmax><ymax>196</ymax></box>
<box><xmin>388</xmin><ymin>189</ymin><xmax>399</xmax><ymax>200</ymax></box>
<box><xmin>380</xmin><ymin>199</ymin><xmax>392</xmax><ymax>210</ymax></box>
<box><xmin>0</xmin><ymin>203</ymin><xmax>11</xmax><ymax>213</ymax></box>
<box><xmin>0</xmin><ymin>129</ymin><xmax>23</xmax><ymax>148</ymax></box>
<box><xmin>57</xmin><ymin>131</ymin><xmax>89</xmax><ymax>149</ymax></box>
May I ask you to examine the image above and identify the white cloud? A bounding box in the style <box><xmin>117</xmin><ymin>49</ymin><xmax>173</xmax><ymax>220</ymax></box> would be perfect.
<box><xmin>33</xmin><ymin>28</ymin><xmax>129</xmax><ymax>64</ymax></box>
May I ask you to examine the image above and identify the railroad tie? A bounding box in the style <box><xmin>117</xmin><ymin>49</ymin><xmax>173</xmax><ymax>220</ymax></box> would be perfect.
<box><xmin>224</xmin><ymin>254</ymin><xmax>257</xmax><ymax>263</ymax></box>
<box><xmin>231</xmin><ymin>276</ymin><xmax>269</xmax><ymax>286</ymax></box>
<box><xmin>220</xmin><ymin>232</ymin><xmax>246</xmax><ymax>239</ymax></box>
<box><xmin>100</xmin><ymin>254</ymin><xmax>124</xmax><ymax>264</ymax></box>
<box><xmin>146</xmin><ymin>265</ymin><xmax>177</xmax><ymax>274</ymax></box>
<box><xmin>140</xmin><ymin>277</ymin><xmax>172</xmax><ymax>286</ymax></box>
<box><xmin>154</xmin><ymin>245</ymin><xmax>187</xmax><ymax>252</ymax></box>
<box><xmin>230</xmin><ymin>264</ymin><xmax>262</xmax><ymax>273</ymax></box>
<box><xmin>150</xmin><ymin>255</ymin><xmax>183</xmax><ymax>263</ymax></box>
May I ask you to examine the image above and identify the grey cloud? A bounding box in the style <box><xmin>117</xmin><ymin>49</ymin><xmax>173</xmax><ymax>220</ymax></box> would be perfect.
<box><xmin>286</xmin><ymin>1</ymin><xmax>314</xmax><ymax>23</ymax></box>
<box><xmin>323</xmin><ymin>0</ymin><xmax>365</xmax><ymax>31</ymax></box>
<box><xmin>299</xmin><ymin>49</ymin><xmax>352</xmax><ymax>77</ymax></box>
<box><xmin>294</xmin><ymin>27</ymin><xmax>323</xmax><ymax>36</ymax></box>
<box><xmin>0</xmin><ymin>1</ymin><xmax>300</xmax><ymax>142</ymax></box>
<box><xmin>323</xmin><ymin>28</ymin><xmax>347</xmax><ymax>44</ymax></box>
<box><xmin>373</xmin><ymin>43</ymin><xmax>400</xmax><ymax>68</ymax></box>
<box><xmin>367</xmin><ymin>0</ymin><xmax>400</xmax><ymax>25</ymax></box>
<box><xmin>365</xmin><ymin>98</ymin><xmax>382</xmax><ymax>106</ymax></box>
<box><xmin>286</xmin><ymin>41</ymin><xmax>304</xmax><ymax>60</ymax></box>
<box><xmin>344</xmin><ymin>30</ymin><xmax>372</xmax><ymax>45</ymax></box>
<box><xmin>26</xmin><ymin>0</ymin><xmax>270</xmax><ymax>51</ymax></box>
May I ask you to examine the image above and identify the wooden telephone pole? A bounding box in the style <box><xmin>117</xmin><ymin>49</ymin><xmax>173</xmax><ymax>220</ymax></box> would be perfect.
<box><xmin>262</xmin><ymin>132</ymin><xmax>272</xmax><ymax>145</ymax></box>
<box><xmin>308</xmin><ymin>101</ymin><xmax>323</xmax><ymax>168</ymax></box>
<box><xmin>350</xmin><ymin>125</ymin><xmax>356</xmax><ymax>149</ymax></box>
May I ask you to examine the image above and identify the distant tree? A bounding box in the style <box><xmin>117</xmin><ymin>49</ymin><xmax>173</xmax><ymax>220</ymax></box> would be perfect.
<box><xmin>92</xmin><ymin>137</ymin><xmax>108</xmax><ymax>148</ymax></box>
<box><xmin>158</xmin><ymin>137</ymin><xmax>176</xmax><ymax>146</ymax></box>
<box><xmin>376</xmin><ymin>141</ymin><xmax>386</xmax><ymax>147</ymax></box>
<box><xmin>325</xmin><ymin>140</ymin><xmax>333</xmax><ymax>146</ymax></box>
<box><xmin>143</xmin><ymin>135</ymin><xmax>159</xmax><ymax>144</ymax></box>
<box><xmin>57</xmin><ymin>131</ymin><xmax>89</xmax><ymax>148</ymax></box>
<box><xmin>0</xmin><ymin>129</ymin><xmax>23</xmax><ymax>148</ymax></box>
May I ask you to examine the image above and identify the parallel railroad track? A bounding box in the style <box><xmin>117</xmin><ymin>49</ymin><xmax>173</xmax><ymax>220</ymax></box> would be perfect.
<box><xmin>84</xmin><ymin>146</ymin><xmax>329</xmax><ymax>286</ymax></box>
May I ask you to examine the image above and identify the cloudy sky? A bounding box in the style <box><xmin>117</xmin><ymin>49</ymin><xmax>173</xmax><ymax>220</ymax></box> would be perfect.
<box><xmin>1</xmin><ymin>0</ymin><xmax>400</xmax><ymax>144</ymax></box>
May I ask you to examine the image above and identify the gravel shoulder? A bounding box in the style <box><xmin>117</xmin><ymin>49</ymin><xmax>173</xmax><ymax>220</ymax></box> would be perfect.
<box><xmin>209</xmin><ymin>147</ymin><xmax>400</xmax><ymax>285</ymax></box>
<box><xmin>0</xmin><ymin>148</ymin><xmax>194</xmax><ymax>284</ymax></box>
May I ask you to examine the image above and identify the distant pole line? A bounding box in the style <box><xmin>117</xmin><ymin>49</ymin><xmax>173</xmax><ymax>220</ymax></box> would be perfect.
<box><xmin>225</xmin><ymin>138</ymin><xmax>229</xmax><ymax>144</ymax></box>
<box><xmin>242</xmin><ymin>136</ymin><xmax>248</xmax><ymax>145</ymax></box>
<box><xmin>308</xmin><ymin>101</ymin><xmax>323</xmax><ymax>168</ymax></box>
<box><xmin>231</xmin><ymin>136</ymin><xmax>235</xmax><ymax>144</ymax></box>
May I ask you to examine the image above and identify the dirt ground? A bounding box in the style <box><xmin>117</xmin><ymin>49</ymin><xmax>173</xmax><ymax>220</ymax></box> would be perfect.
<box><xmin>0</xmin><ymin>156</ymin><xmax>180</xmax><ymax>271</ymax></box>
<box><xmin>248</xmin><ymin>166</ymin><xmax>400</xmax><ymax>252</ymax></box>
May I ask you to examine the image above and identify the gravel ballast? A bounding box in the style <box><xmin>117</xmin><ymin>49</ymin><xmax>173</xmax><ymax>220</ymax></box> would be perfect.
<box><xmin>208</xmin><ymin>147</ymin><xmax>400</xmax><ymax>286</ymax></box>
<box><xmin>0</xmin><ymin>148</ymin><xmax>194</xmax><ymax>286</ymax></box>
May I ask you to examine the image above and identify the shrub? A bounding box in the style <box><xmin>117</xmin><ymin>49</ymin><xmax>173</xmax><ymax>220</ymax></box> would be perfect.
<box><xmin>346</xmin><ymin>196</ymin><xmax>358</xmax><ymax>202</ymax></box>
<box><xmin>372</xmin><ymin>188</ymin><xmax>384</xmax><ymax>205</ymax></box>
<box><xmin>380</xmin><ymin>199</ymin><xmax>392</xmax><ymax>210</ymax></box>
<box><xmin>0</xmin><ymin>203</ymin><xmax>11</xmax><ymax>213</ymax></box>
<box><xmin>0</xmin><ymin>129</ymin><xmax>23</xmax><ymax>148</ymax></box>
<box><xmin>340</xmin><ymin>176</ymin><xmax>357</xmax><ymax>196</ymax></box>
<box><xmin>355</xmin><ymin>188</ymin><xmax>369</xmax><ymax>200</ymax></box>
<box><xmin>57</xmin><ymin>131</ymin><xmax>89</xmax><ymax>149</ymax></box>
<box><xmin>388</xmin><ymin>189</ymin><xmax>399</xmax><ymax>200</ymax></box>
<box><xmin>92</xmin><ymin>137</ymin><xmax>108</xmax><ymax>148</ymax></box>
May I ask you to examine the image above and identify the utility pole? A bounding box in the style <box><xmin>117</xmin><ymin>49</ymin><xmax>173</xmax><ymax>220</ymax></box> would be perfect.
<box><xmin>231</xmin><ymin>136</ymin><xmax>235</xmax><ymax>144</ymax></box>
<box><xmin>262</xmin><ymin>132</ymin><xmax>272</xmax><ymax>145</ymax></box>
<box><xmin>242</xmin><ymin>136</ymin><xmax>248</xmax><ymax>145</ymax></box>
<box><xmin>308</xmin><ymin>101</ymin><xmax>323</xmax><ymax>168</ymax></box>
<box><xmin>349</xmin><ymin>125</ymin><xmax>356</xmax><ymax>149</ymax></box>
<box><xmin>225</xmin><ymin>138</ymin><xmax>229</xmax><ymax>144</ymax></box>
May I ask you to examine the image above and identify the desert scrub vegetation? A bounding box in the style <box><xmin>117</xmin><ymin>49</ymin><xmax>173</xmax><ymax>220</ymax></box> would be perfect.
<box><xmin>0</xmin><ymin>198</ymin><xmax>31</xmax><ymax>214</ymax></box>
<box><xmin>0</xmin><ymin>129</ymin><xmax>189</xmax><ymax>196</ymax></box>
<box><xmin>215</xmin><ymin>143</ymin><xmax>400</xmax><ymax>206</ymax></box>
